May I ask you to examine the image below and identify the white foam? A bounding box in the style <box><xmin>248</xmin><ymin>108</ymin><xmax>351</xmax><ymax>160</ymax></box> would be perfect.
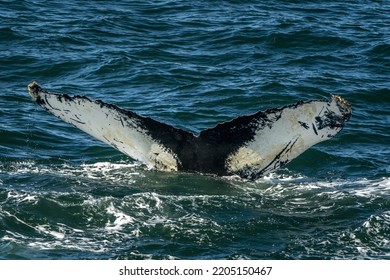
<box><xmin>1</xmin><ymin>223</ymin><xmax>106</xmax><ymax>253</ymax></box>
<box><xmin>351</xmin><ymin>177</ymin><xmax>390</xmax><ymax>197</ymax></box>
<box><xmin>37</xmin><ymin>225</ymin><xmax>65</xmax><ymax>239</ymax></box>
<box><xmin>105</xmin><ymin>203</ymin><xmax>135</xmax><ymax>231</ymax></box>
<box><xmin>253</xmin><ymin>173</ymin><xmax>390</xmax><ymax>199</ymax></box>
<box><xmin>3</xmin><ymin>160</ymin><xmax>144</xmax><ymax>188</ymax></box>
<box><xmin>5</xmin><ymin>191</ymin><xmax>39</xmax><ymax>205</ymax></box>
<box><xmin>133</xmin><ymin>192</ymin><xmax>163</xmax><ymax>211</ymax></box>
<box><xmin>260</xmin><ymin>172</ymin><xmax>307</xmax><ymax>183</ymax></box>
<box><xmin>26</xmin><ymin>238</ymin><xmax>107</xmax><ymax>253</ymax></box>
<box><xmin>79</xmin><ymin>161</ymin><xmax>142</xmax><ymax>180</ymax></box>
<box><xmin>343</xmin><ymin>210</ymin><xmax>390</xmax><ymax>259</ymax></box>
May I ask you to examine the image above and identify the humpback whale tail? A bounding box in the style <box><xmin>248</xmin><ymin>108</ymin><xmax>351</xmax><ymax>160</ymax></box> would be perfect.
<box><xmin>28</xmin><ymin>82</ymin><xmax>351</xmax><ymax>180</ymax></box>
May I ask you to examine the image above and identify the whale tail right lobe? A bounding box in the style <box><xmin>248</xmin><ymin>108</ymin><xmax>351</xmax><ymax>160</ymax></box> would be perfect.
<box><xmin>196</xmin><ymin>96</ymin><xmax>351</xmax><ymax>179</ymax></box>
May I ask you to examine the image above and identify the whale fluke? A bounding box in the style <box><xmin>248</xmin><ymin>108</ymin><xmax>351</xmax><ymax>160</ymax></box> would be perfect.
<box><xmin>28</xmin><ymin>82</ymin><xmax>351</xmax><ymax>180</ymax></box>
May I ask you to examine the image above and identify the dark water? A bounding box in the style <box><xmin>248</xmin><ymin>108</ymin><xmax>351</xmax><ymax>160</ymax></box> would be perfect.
<box><xmin>1</xmin><ymin>0</ymin><xmax>389</xmax><ymax>259</ymax></box>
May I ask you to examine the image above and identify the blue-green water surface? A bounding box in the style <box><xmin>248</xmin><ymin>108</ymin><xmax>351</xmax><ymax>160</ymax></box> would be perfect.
<box><xmin>0</xmin><ymin>0</ymin><xmax>389</xmax><ymax>259</ymax></box>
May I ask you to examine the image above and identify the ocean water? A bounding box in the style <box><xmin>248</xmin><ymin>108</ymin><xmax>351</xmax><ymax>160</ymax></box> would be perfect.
<box><xmin>0</xmin><ymin>0</ymin><xmax>389</xmax><ymax>260</ymax></box>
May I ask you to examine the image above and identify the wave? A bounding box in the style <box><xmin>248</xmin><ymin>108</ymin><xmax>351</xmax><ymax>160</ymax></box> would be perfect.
<box><xmin>1</xmin><ymin>159</ymin><xmax>389</xmax><ymax>259</ymax></box>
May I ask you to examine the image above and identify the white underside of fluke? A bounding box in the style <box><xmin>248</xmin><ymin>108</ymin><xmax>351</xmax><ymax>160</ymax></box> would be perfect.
<box><xmin>31</xmin><ymin>90</ymin><xmax>179</xmax><ymax>171</ymax></box>
<box><xmin>225</xmin><ymin>97</ymin><xmax>347</xmax><ymax>176</ymax></box>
